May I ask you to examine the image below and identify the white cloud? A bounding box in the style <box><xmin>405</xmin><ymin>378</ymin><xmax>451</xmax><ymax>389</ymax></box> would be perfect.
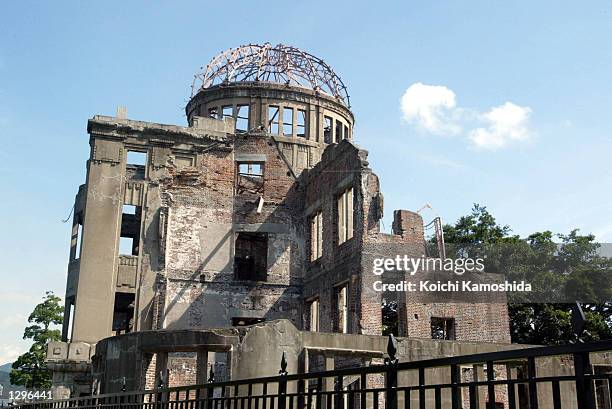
<box><xmin>0</xmin><ymin>344</ymin><xmax>27</xmax><ymax>366</ymax></box>
<box><xmin>399</xmin><ymin>83</ymin><xmax>535</xmax><ymax>150</ymax></box>
<box><xmin>469</xmin><ymin>102</ymin><xmax>534</xmax><ymax>150</ymax></box>
<box><xmin>400</xmin><ymin>83</ymin><xmax>460</xmax><ymax>134</ymax></box>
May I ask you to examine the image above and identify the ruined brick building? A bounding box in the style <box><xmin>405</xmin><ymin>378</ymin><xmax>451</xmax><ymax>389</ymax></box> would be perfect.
<box><xmin>47</xmin><ymin>44</ymin><xmax>512</xmax><ymax>398</ymax></box>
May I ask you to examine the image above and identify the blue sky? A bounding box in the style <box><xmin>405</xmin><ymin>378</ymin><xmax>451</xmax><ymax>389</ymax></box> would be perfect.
<box><xmin>1</xmin><ymin>1</ymin><xmax>611</xmax><ymax>364</ymax></box>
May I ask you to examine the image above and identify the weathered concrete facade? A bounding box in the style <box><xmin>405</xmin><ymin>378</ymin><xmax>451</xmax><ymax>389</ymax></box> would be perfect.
<box><xmin>50</xmin><ymin>45</ymin><xmax>512</xmax><ymax>398</ymax></box>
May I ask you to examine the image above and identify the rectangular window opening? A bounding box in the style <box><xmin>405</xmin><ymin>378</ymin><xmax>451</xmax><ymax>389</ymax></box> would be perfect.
<box><xmin>236</xmin><ymin>105</ymin><xmax>249</xmax><ymax>133</ymax></box>
<box><xmin>119</xmin><ymin>204</ymin><xmax>142</xmax><ymax>256</ymax></box>
<box><xmin>222</xmin><ymin>105</ymin><xmax>233</xmax><ymax>119</ymax></box>
<box><xmin>126</xmin><ymin>150</ymin><xmax>147</xmax><ymax>180</ymax></box>
<box><xmin>127</xmin><ymin>151</ymin><xmax>147</xmax><ymax>166</ymax></box>
<box><xmin>234</xmin><ymin>232</ymin><xmax>268</xmax><ymax>281</ymax></box>
<box><xmin>297</xmin><ymin>110</ymin><xmax>307</xmax><ymax>138</ymax></box>
<box><xmin>112</xmin><ymin>292</ymin><xmax>135</xmax><ymax>335</ymax></box>
<box><xmin>73</xmin><ymin>214</ymin><xmax>84</xmax><ymax>260</ymax></box>
<box><xmin>309</xmin><ymin>299</ymin><xmax>320</xmax><ymax>332</ymax></box>
<box><xmin>208</xmin><ymin>107</ymin><xmax>219</xmax><ymax>118</ymax></box>
<box><xmin>344</xmin><ymin>125</ymin><xmax>349</xmax><ymax>140</ymax></box>
<box><xmin>324</xmin><ymin>116</ymin><xmax>333</xmax><ymax>144</ymax></box>
<box><xmin>335</xmin><ymin>120</ymin><xmax>343</xmax><ymax>143</ymax></box>
<box><xmin>283</xmin><ymin>107</ymin><xmax>294</xmax><ymax>136</ymax></box>
<box><xmin>236</xmin><ymin>162</ymin><xmax>264</xmax><ymax>194</ymax></box>
<box><xmin>268</xmin><ymin>106</ymin><xmax>280</xmax><ymax>134</ymax></box>
<box><xmin>431</xmin><ymin>317</ymin><xmax>455</xmax><ymax>340</ymax></box>
<box><xmin>335</xmin><ymin>285</ymin><xmax>348</xmax><ymax>333</ymax></box>
<box><xmin>337</xmin><ymin>187</ymin><xmax>354</xmax><ymax>245</ymax></box>
<box><xmin>311</xmin><ymin>211</ymin><xmax>323</xmax><ymax>261</ymax></box>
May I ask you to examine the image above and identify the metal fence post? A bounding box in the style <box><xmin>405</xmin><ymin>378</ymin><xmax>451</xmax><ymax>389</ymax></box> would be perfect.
<box><xmin>574</xmin><ymin>352</ymin><xmax>595</xmax><ymax>409</ymax></box>
<box><xmin>278</xmin><ymin>352</ymin><xmax>288</xmax><ymax>409</ymax></box>
<box><xmin>385</xmin><ymin>334</ymin><xmax>399</xmax><ymax>409</ymax></box>
<box><xmin>207</xmin><ymin>367</ymin><xmax>215</xmax><ymax>409</ymax></box>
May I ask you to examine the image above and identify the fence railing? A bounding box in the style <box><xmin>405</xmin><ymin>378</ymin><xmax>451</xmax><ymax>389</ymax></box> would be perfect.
<box><xmin>14</xmin><ymin>337</ymin><xmax>612</xmax><ymax>409</ymax></box>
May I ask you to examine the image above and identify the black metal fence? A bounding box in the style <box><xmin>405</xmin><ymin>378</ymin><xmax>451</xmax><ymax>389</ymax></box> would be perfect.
<box><xmin>14</xmin><ymin>337</ymin><xmax>612</xmax><ymax>409</ymax></box>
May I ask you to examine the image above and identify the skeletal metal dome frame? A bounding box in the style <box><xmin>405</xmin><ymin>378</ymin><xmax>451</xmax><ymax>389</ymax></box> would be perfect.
<box><xmin>192</xmin><ymin>43</ymin><xmax>350</xmax><ymax>107</ymax></box>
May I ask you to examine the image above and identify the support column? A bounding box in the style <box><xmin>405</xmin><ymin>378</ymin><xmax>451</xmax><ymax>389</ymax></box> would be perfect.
<box><xmin>196</xmin><ymin>350</ymin><xmax>209</xmax><ymax>385</ymax></box>
<box><xmin>154</xmin><ymin>352</ymin><xmax>168</xmax><ymax>388</ymax></box>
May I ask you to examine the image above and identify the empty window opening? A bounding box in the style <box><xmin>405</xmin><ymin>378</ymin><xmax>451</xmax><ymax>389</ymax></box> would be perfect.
<box><xmin>324</xmin><ymin>116</ymin><xmax>333</xmax><ymax>143</ymax></box>
<box><xmin>119</xmin><ymin>237</ymin><xmax>135</xmax><ymax>255</ymax></box>
<box><xmin>431</xmin><ymin>317</ymin><xmax>455</xmax><ymax>340</ymax></box>
<box><xmin>122</xmin><ymin>204</ymin><xmax>136</xmax><ymax>215</ymax></box>
<box><xmin>335</xmin><ymin>285</ymin><xmax>348</xmax><ymax>333</ymax></box>
<box><xmin>126</xmin><ymin>150</ymin><xmax>147</xmax><ymax>180</ymax></box>
<box><xmin>234</xmin><ymin>232</ymin><xmax>268</xmax><ymax>281</ymax></box>
<box><xmin>309</xmin><ymin>299</ymin><xmax>320</xmax><ymax>332</ymax></box>
<box><xmin>297</xmin><ymin>110</ymin><xmax>307</xmax><ymax>137</ymax></box>
<box><xmin>232</xmin><ymin>317</ymin><xmax>265</xmax><ymax>327</ymax></box>
<box><xmin>337</xmin><ymin>187</ymin><xmax>354</xmax><ymax>245</ymax></box>
<box><xmin>344</xmin><ymin>125</ymin><xmax>349</xmax><ymax>140</ymax></box>
<box><xmin>236</xmin><ymin>162</ymin><xmax>264</xmax><ymax>194</ymax></box>
<box><xmin>127</xmin><ymin>151</ymin><xmax>147</xmax><ymax>166</ymax></box>
<box><xmin>72</xmin><ymin>214</ymin><xmax>84</xmax><ymax>260</ymax></box>
<box><xmin>112</xmin><ymin>292</ymin><xmax>135</xmax><ymax>335</ymax></box>
<box><xmin>283</xmin><ymin>107</ymin><xmax>294</xmax><ymax>136</ymax></box>
<box><xmin>222</xmin><ymin>105</ymin><xmax>233</xmax><ymax>119</ymax></box>
<box><xmin>236</xmin><ymin>105</ymin><xmax>249</xmax><ymax>133</ymax></box>
<box><xmin>268</xmin><ymin>106</ymin><xmax>280</xmax><ymax>134</ymax></box>
<box><xmin>381</xmin><ymin>299</ymin><xmax>398</xmax><ymax>336</ymax></box>
<box><xmin>311</xmin><ymin>211</ymin><xmax>323</xmax><ymax>261</ymax></box>
<box><xmin>68</xmin><ymin>299</ymin><xmax>76</xmax><ymax>341</ymax></box>
<box><xmin>207</xmin><ymin>107</ymin><xmax>219</xmax><ymax>118</ymax></box>
<box><xmin>119</xmin><ymin>205</ymin><xmax>142</xmax><ymax>256</ymax></box>
<box><xmin>335</xmin><ymin>120</ymin><xmax>343</xmax><ymax>143</ymax></box>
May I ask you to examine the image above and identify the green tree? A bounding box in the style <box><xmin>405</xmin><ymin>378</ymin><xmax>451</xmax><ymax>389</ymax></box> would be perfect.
<box><xmin>10</xmin><ymin>291</ymin><xmax>63</xmax><ymax>388</ymax></box>
<box><xmin>442</xmin><ymin>204</ymin><xmax>612</xmax><ymax>345</ymax></box>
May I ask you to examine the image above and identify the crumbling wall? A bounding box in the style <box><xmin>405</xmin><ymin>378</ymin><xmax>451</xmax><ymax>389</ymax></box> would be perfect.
<box><xmin>302</xmin><ymin>140</ymin><xmax>374</xmax><ymax>334</ymax></box>
<box><xmin>160</xmin><ymin>133</ymin><xmax>304</xmax><ymax>331</ymax></box>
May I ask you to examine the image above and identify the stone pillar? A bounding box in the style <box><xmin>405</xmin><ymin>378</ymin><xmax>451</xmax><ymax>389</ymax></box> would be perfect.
<box><xmin>155</xmin><ymin>352</ymin><xmax>168</xmax><ymax>388</ymax></box>
<box><xmin>196</xmin><ymin>350</ymin><xmax>209</xmax><ymax>385</ymax></box>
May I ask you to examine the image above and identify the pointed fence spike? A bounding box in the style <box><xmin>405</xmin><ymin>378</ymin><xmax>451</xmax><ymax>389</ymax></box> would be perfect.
<box><xmin>208</xmin><ymin>365</ymin><xmax>215</xmax><ymax>383</ymax></box>
<box><xmin>279</xmin><ymin>351</ymin><xmax>288</xmax><ymax>375</ymax></box>
<box><xmin>386</xmin><ymin>334</ymin><xmax>398</xmax><ymax>365</ymax></box>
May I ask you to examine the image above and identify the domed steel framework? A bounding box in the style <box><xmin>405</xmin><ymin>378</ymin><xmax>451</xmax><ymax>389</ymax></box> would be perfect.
<box><xmin>191</xmin><ymin>43</ymin><xmax>350</xmax><ymax>107</ymax></box>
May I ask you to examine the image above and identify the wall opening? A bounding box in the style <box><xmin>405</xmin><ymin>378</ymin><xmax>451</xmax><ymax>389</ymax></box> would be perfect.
<box><xmin>334</xmin><ymin>284</ymin><xmax>348</xmax><ymax>333</ymax></box>
<box><xmin>381</xmin><ymin>299</ymin><xmax>398</xmax><ymax>336</ymax></box>
<box><xmin>310</xmin><ymin>211</ymin><xmax>323</xmax><ymax>261</ymax></box>
<box><xmin>297</xmin><ymin>109</ymin><xmax>307</xmax><ymax>137</ymax></box>
<box><xmin>126</xmin><ymin>151</ymin><xmax>147</xmax><ymax>179</ymax></box>
<box><xmin>207</xmin><ymin>107</ymin><xmax>218</xmax><ymax>118</ymax></box>
<box><xmin>112</xmin><ymin>292</ymin><xmax>135</xmax><ymax>335</ymax></box>
<box><xmin>344</xmin><ymin>124</ymin><xmax>349</xmax><ymax>140</ymax></box>
<box><xmin>232</xmin><ymin>317</ymin><xmax>265</xmax><ymax>327</ymax></box>
<box><xmin>268</xmin><ymin>106</ymin><xmax>280</xmax><ymax>134</ymax></box>
<box><xmin>236</xmin><ymin>162</ymin><xmax>264</xmax><ymax>194</ymax></box>
<box><xmin>72</xmin><ymin>213</ymin><xmax>84</xmax><ymax>260</ymax></box>
<box><xmin>234</xmin><ymin>232</ymin><xmax>268</xmax><ymax>281</ymax></box>
<box><xmin>431</xmin><ymin>317</ymin><xmax>455</xmax><ymax>340</ymax></box>
<box><xmin>236</xmin><ymin>105</ymin><xmax>249</xmax><ymax>133</ymax></box>
<box><xmin>337</xmin><ymin>187</ymin><xmax>354</xmax><ymax>245</ymax></box>
<box><xmin>335</xmin><ymin>120</ymin><xmax>343</xmax><ymax>143</ymax></box>
<box><xmin>324</xmin><ymin>116</ymin><xmax>333</xmax><ymax>144</ymax></box>
<box><xmin>283</xmin><ymin>107</ymin><xmax>294</xmax><ymax>136</ymax></box>
<box><xmin>222</xmin><ymin>105</ymin><xmax>233</xmax><ymax>119</ymax></box>
<box><xmin>119</xmin><ymin>204</ymin><xmax>142</xmax><ymax>256</ymax></box>
<box><xmin>308</xmin><ymin>298</ymin><xmax>320</xmax><ymax>332</ymax></box>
